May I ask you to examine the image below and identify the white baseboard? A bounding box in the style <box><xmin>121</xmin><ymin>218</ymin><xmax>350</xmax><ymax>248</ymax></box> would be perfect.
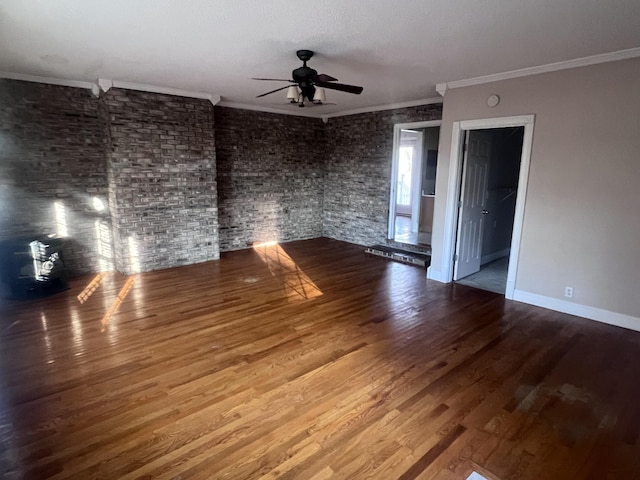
<box><xmin>481</xmin><ymin>248</ymin><xmax>510</xmax><ymax>266</ymax></box>
<box><xmin>512</xmin><ymin>289</ymin><xmax>640</xmax><ymax>332</ymax></box>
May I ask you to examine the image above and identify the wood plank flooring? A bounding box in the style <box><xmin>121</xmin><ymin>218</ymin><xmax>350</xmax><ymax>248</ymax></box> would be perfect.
<box><xmin>0</xmin><ymin>237</ymin><xmax>639</xmax><ymax>479</ymax></box>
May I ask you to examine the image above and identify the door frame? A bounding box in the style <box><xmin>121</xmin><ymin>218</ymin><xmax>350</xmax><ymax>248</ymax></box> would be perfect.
<box><xmin>440</xmin><ymin>115</ymin><xmax>534</xmax><ymax>299</ymax></box>
<box><xmin>388</xmin><ymin>120</ymin><xmax>442</xmax><ymax>239</ymax></box>
<box><xmin>409</xmin><ymin>130</ymin><xmax>424</xmax><ymax>233</ymax></box>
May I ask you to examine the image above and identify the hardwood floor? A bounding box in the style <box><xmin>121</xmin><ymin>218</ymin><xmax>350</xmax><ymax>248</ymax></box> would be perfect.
<box><xmin>1</xmin><ymin>237</ymin><xmax>639</xmax><ymax>479</ymax></box>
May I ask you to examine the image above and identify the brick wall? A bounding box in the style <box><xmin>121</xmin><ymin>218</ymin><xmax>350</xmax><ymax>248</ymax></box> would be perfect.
<box><xmin>323</xmin><ymin>104</ymin><xmax>442</xmax><ymax>246</ymax></box>
<box><xmin>215</xmin><ymin>107</ymin><xmax>325</xmax><ymax>251</ymax></box>
<box><xmin>0</xmin><ymin>80</ymin><xmax>112</xmax><ymax>275</ymax></box>
<box><xmin>0</xmin><ymin>80</ymin><xmax>219</xmax><ymax>276</ymax></box>
<box><xmin>104</xmin><ymin>89</ymin><xmax>219</xmax><ymax>274</ymax></box>
<box><xmin>1</xmin><ymin>78</ymin><xmax>442</xmax><ymax>277</ymax></box>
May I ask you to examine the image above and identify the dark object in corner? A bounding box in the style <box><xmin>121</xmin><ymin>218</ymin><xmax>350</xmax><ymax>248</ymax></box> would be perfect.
<box><xmin>0</xmin><ymin>236</ymin><xmax>69</xmax><ymax>299</ymax></box>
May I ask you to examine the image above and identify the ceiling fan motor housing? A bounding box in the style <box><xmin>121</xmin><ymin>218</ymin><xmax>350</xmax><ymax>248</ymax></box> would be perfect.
<box><xmin>292</xmin><ymin>67</ymin><xmax>317</xmax><ymax>102</ymax></box>
<box><xmin>293</xmin><ymin>50</ymin><xmax>317</xmax><ymax>102</ymax></box>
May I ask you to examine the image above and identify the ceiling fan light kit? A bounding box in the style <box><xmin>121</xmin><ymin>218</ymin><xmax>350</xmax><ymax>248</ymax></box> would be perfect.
<box><xmin>254</xmin><ymin>50</ymin><xmax>363</xmax><ymax>107</ymax></box>
<box><xmin>285</xmin><ymin>86</ymin><xmax>327</xmax><ymax>106</ymax></box>
<box><xmin>313</xmin><ymin>87</ymin><xmax>326</xmax><ymax>103</ymax></box>
<box><xmin>286</xmin><ymin>85</ymin><xmax>300</xmax><ymax>102</ymax></box>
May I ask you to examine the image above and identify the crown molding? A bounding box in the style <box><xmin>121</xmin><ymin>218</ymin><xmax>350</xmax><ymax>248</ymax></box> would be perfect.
<box><xmin>438</xmin><ymin>47</ymin><xmax>640</xmax><ymax>93</ymax></box>
<box><xmin>0</xmin><ymin>71</ymin><xmax>95</xmax><ymax>90</ymax></box>
<box><xmin>321</xmin><ymin>97</ymin><xmax>443</xmax><ymax>121</ymax></box>
<box><xmin>216</xmin><ymin>100</ymin><xmax>323</xmax><ymax>118</ymax></box>
<box><xmin>217</xmin><ymin>97</ymin><xmax>444</xmax><ymax>120</ymax></box>
<box><xmin>0</xmin><ymin>73</ymin><xmax>441</xmax><ymax>119</ymax></box>
<box><xmin>0</xmin><ymin>72</ymin><xmax>220</xmax><ymax>104</ymax></box>
<box><xmin>4</xmin><ymin>47</ymin><xmax>638</xmax><ymax>113</ymax></box>
<box><xmin>109</xmin><ymin>80</ymin><xmax>220</xmax><ymax>104</ymax></box>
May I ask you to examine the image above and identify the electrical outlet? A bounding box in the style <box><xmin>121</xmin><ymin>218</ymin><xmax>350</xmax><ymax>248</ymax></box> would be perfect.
<box><xmin>565</xmin><ymin>286</ymin><xmax>574</xmax><ymax>298</ymax></box>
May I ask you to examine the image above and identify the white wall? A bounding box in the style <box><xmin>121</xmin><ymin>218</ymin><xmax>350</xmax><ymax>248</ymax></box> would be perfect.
<box><xmin>431</xmin><ymin>57</ymin><xmax>640</xmax><ymax>323</ymax></box>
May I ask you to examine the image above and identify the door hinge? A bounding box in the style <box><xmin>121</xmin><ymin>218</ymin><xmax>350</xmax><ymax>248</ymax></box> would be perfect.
<box><xmin>453</xmin><ymin>254</ymin><xmax>458</xmax><ymax>262</ymax></box>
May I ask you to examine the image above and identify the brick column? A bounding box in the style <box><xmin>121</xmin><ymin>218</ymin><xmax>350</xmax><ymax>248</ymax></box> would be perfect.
<box><xmin>103</xmin><ymin>89</ymin><xmax>219</xmax><ymax>274</ymax></box>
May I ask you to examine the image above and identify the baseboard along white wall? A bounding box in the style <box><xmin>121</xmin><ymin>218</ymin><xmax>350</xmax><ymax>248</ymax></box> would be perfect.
<box><xmin>513</xmin><ymin>289</ymin><xmax>640</xmax><ymax>332</ymax></box>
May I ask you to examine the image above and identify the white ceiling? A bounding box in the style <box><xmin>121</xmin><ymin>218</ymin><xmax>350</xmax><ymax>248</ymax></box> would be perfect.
<box><xmin>1</xmin><ymin>0</ymin><xmax>639</xmax><ymax>116</ymax></box>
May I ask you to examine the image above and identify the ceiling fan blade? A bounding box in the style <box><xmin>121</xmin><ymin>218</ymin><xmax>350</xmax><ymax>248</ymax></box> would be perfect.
<box><xmin>315</xmin><ymin>81</ymin><xmax>363</xmax><ymax>95</ymax></box>
<box><xmin>312</xmin><ymin>73</ymin><xmax>338</xmax><ymax>82</ymax></box>
<box><xmin>252</xmin><ymin>78</ymin><xmax>294</xmax><ymax>82</ymax></box>
<box><xmin>256</xmin><ymin>85</ymin><xmax>292</xmax><ymax>98</ymax></box>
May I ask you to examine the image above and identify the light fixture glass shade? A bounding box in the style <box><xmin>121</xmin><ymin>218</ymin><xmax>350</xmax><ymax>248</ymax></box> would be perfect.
<box><xmin>313</xmin><ymin>87</ymin><xmax>326</xmax><ymax>103</ymax></box>
<box><xmin>286</xmin><ymin>86</ymin><xmax>300</xmax><ymax>101</ymax></box>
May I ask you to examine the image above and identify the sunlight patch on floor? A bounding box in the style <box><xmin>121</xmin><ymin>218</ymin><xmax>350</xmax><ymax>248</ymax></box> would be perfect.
<box><xmin>77</xmin><ymin>273</ymin><xmax>103</xmax><ymax>304</ymax></box>
<box><xmin>101</xmin><ymin>276</ymin><xmax>135</xmax><ymax>332</ymax></box>
<box><xmin>253</xmin><ymin>242</ymin><xmax>322</xmax><ymax>301</ymax></box>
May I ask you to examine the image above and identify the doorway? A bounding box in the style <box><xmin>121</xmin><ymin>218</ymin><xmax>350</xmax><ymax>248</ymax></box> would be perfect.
<box><xmin>433</xmin><ymin>115</ymin><xmax>534</xmax><ymax>300</ymax></box>
<box><xmin>454</xmin><ymin>127</ymin><xmax>524</xmax><ymax>294</ymax></box>
<box><xmin>388</xmin><ymin>120</ymin><xmax>441</xmax><ymax>247</ymax></box>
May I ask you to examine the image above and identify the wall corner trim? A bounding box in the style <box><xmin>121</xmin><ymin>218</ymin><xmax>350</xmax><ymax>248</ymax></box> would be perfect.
<box><xmin>97</xmin><ymin>78</ymin><xmax>113</xmax><ymax>92</ymax></box>
<box><xmin>426</xmin><ymin>267</ymin><xmax>449</xmax><ymax>283</ymax></box>
<box><xmin>512</xmin><ymin>289</ymin><xmax>640</xmax><ymax>332</ymax></box>
<box><xmin>439</xmin><ymin>47</ymin><xmax>640</xmax><ymax>91</ymax></box>
<box><xmin>435</xmin><ymin>83</ymin><xmax>447</xmax><ymax>96</ymax></box>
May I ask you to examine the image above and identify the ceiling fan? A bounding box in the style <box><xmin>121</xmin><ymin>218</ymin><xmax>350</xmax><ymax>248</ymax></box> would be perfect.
<box><xmin>253</xmin><ymin>50</ymin><xmax>364</xmax><ymax>107</ymax></box>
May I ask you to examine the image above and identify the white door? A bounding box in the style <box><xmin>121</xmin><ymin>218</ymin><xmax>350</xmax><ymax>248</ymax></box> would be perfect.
<box><xmin>454</xmin><ymin>131</ymin><xmax>491</xmax><ymax>280</ymax></box>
